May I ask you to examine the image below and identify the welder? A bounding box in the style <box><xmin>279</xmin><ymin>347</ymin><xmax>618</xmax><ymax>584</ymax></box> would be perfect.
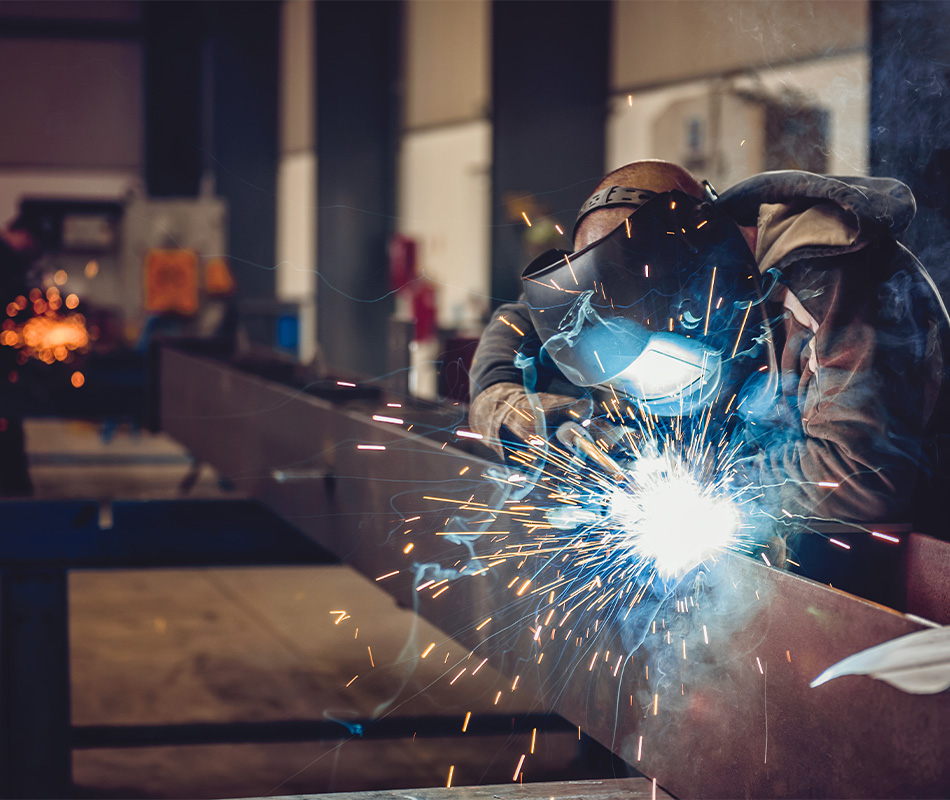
<box><xmin>468</xmin><ymin>160</ymin><xmax>949</xmax><ymax>538</ymax></box>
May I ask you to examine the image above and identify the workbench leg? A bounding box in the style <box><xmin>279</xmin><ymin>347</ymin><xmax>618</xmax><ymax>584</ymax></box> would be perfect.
<box><xmin>0</xmin><ymin>569</ymin><xmax>72</xmax><ymax>798</ymax></box>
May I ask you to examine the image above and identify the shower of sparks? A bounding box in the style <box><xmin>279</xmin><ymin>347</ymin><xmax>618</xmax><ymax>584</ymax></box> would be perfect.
<box><xmin>405</xmin><ymin>399</ymin><xmax>767</xmax><ymax>722</ymax></box>
<box><xmin>2</xmin><ymin>286</ymin><xmax>91</xmax><ymax>365</ymax></box>
<box><xmin>351</xmin><ymin>347</ymin><xmax>866</xmax><ymax>795</ymax></box>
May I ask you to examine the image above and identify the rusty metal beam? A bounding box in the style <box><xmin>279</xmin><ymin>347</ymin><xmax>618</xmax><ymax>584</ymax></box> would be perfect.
<box><xmin>160</xmin><ymin>348</ymin><xmax>950</xmax><ymax>799</ymax></box>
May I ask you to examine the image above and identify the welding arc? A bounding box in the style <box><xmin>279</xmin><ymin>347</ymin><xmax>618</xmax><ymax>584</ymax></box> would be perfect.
<box><xmin>556</xmin><ymin>422</ymin><xmax>627</xmax><ymax>481</ymax></box>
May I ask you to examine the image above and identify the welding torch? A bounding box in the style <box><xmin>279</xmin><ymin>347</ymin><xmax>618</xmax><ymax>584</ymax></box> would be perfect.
<box><xmin>555</xmin><ymin>421</ymin><xmax>628</xmax><ymax>481</ymax></box>
<box><xmin>538</xmin><ymin>421</ymin><xmax>630</xmax><ymax>531</ymax></box>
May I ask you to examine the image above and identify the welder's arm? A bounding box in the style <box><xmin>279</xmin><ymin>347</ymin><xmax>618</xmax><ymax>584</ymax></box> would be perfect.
<box><xmin>754</xmin><ymin>254</ymin><xmax>931</xmax><ymax>522</ymax></box>
<box><xmin>468</xmin><ymin>302</ymin><xmax>591</xmax><ymax>457</ymax></box>
<box><xmin>469</xmin><ymin>302</ymin><xmax>537</xmax><ymax>398</ymax></box>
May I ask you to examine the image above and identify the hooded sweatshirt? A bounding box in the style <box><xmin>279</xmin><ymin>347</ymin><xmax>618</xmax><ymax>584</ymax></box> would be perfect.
<box><xmin>470</xmin><ymin>171</ymin><xmax>948</xmax><ymax>525</ymax></box>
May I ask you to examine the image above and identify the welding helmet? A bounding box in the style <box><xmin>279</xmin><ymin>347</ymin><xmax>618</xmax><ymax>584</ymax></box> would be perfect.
<box><xmin>521</xmin><ymin>187</ymin><xmax>765</xmax><ymax>416</ymax></box>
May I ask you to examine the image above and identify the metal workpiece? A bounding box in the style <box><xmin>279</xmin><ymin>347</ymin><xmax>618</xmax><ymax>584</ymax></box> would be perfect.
<box><xmin>160</xmin><ymin>348</ymin><xmax>950</xmax><ymax>799</ymax></box>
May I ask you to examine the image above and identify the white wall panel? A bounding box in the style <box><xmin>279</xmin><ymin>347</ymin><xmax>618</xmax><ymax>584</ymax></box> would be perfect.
<box><xmin>398</xmin><ymin>121</ymin><xmax>491</xmax><ymax>329</ymax></box>
<box><xmin>404</xmin><ymin>0</ymin><xmax>490</xmax><ymax>130</ymax></box>
<box><xmin>608</xmin><ymin>52</ymin><xmax>869</xmax><ymax>188</ymax></box>
<box><xmin>752</xmin><ymin>53</ymin><xmax>869</xmax><ymax>176</ymax></box>
<box><xmin>277</xmin><ymin>0</ymin><xmax>317</xmax><ymax>362</ymax></box>
<box><xmin>276</xmin><ymin>151</ymin><xmax>317</xmax><ymax>300</ymax></box>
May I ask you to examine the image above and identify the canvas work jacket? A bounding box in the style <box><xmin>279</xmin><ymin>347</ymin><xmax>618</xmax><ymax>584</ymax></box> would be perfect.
<box><xmin>470</xmin><ymin>171</ymin><xmax>949</xmax><ymax>527</ymax></box>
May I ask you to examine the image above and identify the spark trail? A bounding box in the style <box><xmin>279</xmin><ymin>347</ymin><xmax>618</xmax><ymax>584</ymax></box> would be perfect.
<box><xmin>421</xmin><ymin>396</ymin><xmax>764</xmax><ymax>657</ymax></box>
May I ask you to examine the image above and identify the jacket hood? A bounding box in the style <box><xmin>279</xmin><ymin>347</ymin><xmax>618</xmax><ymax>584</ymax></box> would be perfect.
<box><xmin>717</xmin><ymin>170</ymin><xmax>916</xmax><ymax>237</ymax></box>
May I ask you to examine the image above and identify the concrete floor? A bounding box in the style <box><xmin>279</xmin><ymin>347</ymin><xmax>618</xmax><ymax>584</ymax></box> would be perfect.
<box><xmin>22</xmin><ymin>420</ymin><xmax>609</xmax><ymax>799</ymax></box>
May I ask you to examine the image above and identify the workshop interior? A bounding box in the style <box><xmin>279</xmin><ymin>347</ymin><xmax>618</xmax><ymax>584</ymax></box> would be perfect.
<box><xmin>0</xmin><ymin>1</ymin><xmax>948</xmax><ymax>798</ymax></box>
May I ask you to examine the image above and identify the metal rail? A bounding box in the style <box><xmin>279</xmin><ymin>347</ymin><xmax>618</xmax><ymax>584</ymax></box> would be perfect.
<box><xmin>160</xmin><ymin>347</ymin><xmax>950</xmax><ymax>799</ymax></box>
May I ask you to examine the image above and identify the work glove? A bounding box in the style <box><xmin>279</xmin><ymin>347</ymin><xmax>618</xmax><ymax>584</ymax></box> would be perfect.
<box><xmin>468</xmin><ymin>381</ymin><xmax>593</xmax><ymax>459</ymax></box>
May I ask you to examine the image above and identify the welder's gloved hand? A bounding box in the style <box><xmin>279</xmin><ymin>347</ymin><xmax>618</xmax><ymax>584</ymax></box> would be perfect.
<box><xmin>469</xmin><ymin>382</ymin><xmax>593</xmax><ymax>459</ymax></box>
<box><xmin>584</xmin><ymin>419</ymin><xmax>637</xmax><ymax>457</ymax></box>
<box><xmin>763</xmin><ymin>532</ymin><xmax>787</xmax><ymax>570</ymax></box>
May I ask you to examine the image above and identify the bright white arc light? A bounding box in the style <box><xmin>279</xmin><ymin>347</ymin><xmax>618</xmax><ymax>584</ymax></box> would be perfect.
<box><xmin>607</xmin><ymin>462</ymin><xmax>739</xmax><ymax>580</ymax></box>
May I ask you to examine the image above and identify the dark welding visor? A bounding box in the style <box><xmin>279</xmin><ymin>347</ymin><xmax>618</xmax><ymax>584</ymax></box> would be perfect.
<box><xmin>521</xmin><ymin>190</ymin><xmax>763</xmax><ymax>413</ymax></box>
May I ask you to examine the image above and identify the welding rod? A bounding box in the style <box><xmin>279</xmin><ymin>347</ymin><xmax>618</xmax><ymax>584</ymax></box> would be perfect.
<box><xmin>556</xmin><ymin>422</ymin><xmax>628</xmax><ymax>481</ymax></box>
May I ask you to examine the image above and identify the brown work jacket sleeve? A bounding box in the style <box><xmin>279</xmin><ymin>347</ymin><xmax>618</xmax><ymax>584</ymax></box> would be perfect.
<box><xmin>469</xmin><ymin>302</ymin><xmax>542</xmax><ymax>399</ymax></box>
<box><xmin>752</xmin><ymin>243</ymin><xmax>939</xmax><ymax>522</ymax></box>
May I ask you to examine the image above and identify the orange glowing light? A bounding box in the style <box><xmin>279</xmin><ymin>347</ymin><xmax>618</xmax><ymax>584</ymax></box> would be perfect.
<box><xmin>21</xmin><ymin>316</ymin><xmax>89</xmax><ymax>352</ymax></box>
<box><xmin>53</xmin><ymin>270</ymin><xmax>68</xmax><ymax>286</ymax></box>
<box><xmin>5</xmin><ymin>303</ymin><xmax>17</xmax><ymax>317</ymax></box>
<box><xmin>28</xmin><ymin>289</ymin><xmax>42</xmax><ymax>302</ymax></box>
<box><xmin>65</xmin><ymin>294</ymin><xmax>79</xmax><ymax>310</ymax></box>
<box><xmin>84</xmin><ymin>260</ymin><xmax>99</xmax><ymax>278</ymax></box>
<box><xmin>3</xmin><ymin>309</ymin><xmax>91</xmax><ymax>364</ymax></box>
<box><xmin>14</xmin><ymin>296</ymin><xmax>26</xmax><ymax>310</ymax></box>
<box><xmin>46</xmin><ymin>286</ymin><xmax>60</xmax><ymax>301</ymax></box>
